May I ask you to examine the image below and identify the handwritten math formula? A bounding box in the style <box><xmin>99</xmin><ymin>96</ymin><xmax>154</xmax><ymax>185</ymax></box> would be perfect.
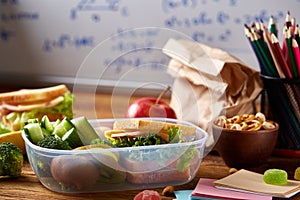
<box><xmin>0</xmin><ymin>0</ymin><xmax>299</xmax><ymax>84</ymax></box>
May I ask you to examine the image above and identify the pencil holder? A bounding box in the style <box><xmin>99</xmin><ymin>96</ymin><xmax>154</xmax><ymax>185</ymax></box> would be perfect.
<box><xmin>260</xmin><ymin>75</ymin><xmax>300</xmax><ymax>151</ymax></box>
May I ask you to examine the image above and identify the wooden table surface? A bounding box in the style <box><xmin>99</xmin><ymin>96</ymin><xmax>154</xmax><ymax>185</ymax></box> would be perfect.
<box><xmin>1</xmin><ymin>90</ymin><xmax>300</xmax><ymax>200</ymax></box>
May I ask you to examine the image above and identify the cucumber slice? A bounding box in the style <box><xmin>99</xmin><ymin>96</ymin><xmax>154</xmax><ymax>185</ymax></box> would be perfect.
<box><xmin>41</xmin><ymin>127</ymin><xmax>52</xmax><ymax>137</ymax></box>
<box><xmin>24</xmin><ymin>118</ymin><xmax>39</xmax><ymax>125</ymax></box>
<box><xmin>52</xmin><ymin>117</ymin><xmax>74</xmax><ymax>138</ymax></box>
<box><xmin>23</xmin><ymin>123</ymin><xmax>44</xmax><ymax>144</ymax></box>
<box><xmin>54</xmin><ymin>119</ymin><xmax>61</xmax><ymax>127</ymax></box>
<box><xmin>41</xmin><ymin>115</ymin><xmax>54</xmax><ymax>132</ymax></box>
<box><xmin>62</xmin><ymin>127</ymin><xmax>83</xmax><ymax>148</ymax></box>
<box><xmin>71</xmin><ymin>116</ymin><xmax>99</xmax><ymax>145</ymax></box>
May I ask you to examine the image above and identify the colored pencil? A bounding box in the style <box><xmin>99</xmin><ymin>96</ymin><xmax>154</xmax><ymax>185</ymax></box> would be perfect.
<box><xmin>291</xmin><ymin>17</ymin><xmax>296</xmax><ymax>34</ymax></box>
<box><xmin>245</xmin><ymin>25</ymin><xmax>274</xmax><ymax>76</ymax></box>
<box><xmin>253</xmin><ymin>25</ymin><xmax>300</xmax><ymax>122</ymax></box>
<box><xmin>295</xmin><ymin>24</ymin><xmax>300</xmax><ymax>48</ymax></box>
<box><xmin>285</xmin><ymin>27</ymin><xmax>299</xmax><ymax>77</ymax></box>
<box><xmin>244</xmin><ymin>25</ymin><xmax>266</xmax><ymax>74</ymax></box>
<box><xmin>292</xmin><ymin>39</ymin><xmax>300</xmax><ymax>75</ymax></box>
<box><xmin>282</xmin><ymin>11</ymin><xmax>292</xmax><ymax>64</ymax></box>
<box><xmin>253</xmin><ymin>30</ymin><xmax>278</xmax><ymax>76</ymax></box>
<box><xmin>271</xmin><ymin>34</ymin><xmax>293</xmax><ymax>78</ymax></box>
<box><xmin>251</xmin><ymin>34</ymin><xmax>270</xmax><ymax>75</ymax></box>
<box><xmin>285</xmin><ymin>11</ymin><xmax>292</xmax><ymax>28</ymax></box>
<box><xmin>282</xmin><ymin>28</ymin><xmax>291</xmax><ymax>68</ymax></box>
<box><xmin>262</xmin><ymin>25</ymin><xmax>285</xmax><ymax>77</ymax></box>
<box><xmin>245</xmin><ymin>11</ymin><xmax>300</xmax><ymax>149</ymax></box>
<box><xmin>268</xmin><ymin>15</ymin><xmax>278</xmax><ymax>37</ymax></box>
<box><xmin>254</xmin><ymin>20</ymin><xmax>264</xmax><ymax>37</ymax></box>
<box><xmin>263</xmin><ymin>25</ymin><xmax>300</xmax><ymax>124</ymax></box>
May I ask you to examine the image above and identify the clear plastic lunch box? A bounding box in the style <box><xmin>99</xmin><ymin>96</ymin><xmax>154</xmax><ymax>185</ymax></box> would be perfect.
<box><xmin>22</xmin><ymin>118</ymin><xmax>208</xmax><ymax>193</ymax></box>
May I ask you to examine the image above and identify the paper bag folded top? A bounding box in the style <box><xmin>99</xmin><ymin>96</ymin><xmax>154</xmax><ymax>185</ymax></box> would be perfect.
<box><xmin>163</xmin><ymin>38</ymin><xmax>263</xmax><ymax>147</ymax></box>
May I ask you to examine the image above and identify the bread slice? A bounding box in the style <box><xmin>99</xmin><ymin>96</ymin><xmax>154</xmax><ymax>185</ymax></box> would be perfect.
<box><xmin>0</xmin><ymin>84</ymin><xmax>69</xmax><ymax>104</ymax></box>
<box><xmin>1</xmin><ymin>96</ymin><xmax>64</xmax><ymax>111</ymax></box>
<box><xmin>113</xmin><ymin>119</ymin><xmax>196</xmax><ymax>136</ymax></box>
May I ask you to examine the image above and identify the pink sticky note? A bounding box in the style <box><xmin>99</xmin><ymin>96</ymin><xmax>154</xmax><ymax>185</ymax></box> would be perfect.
<box><xmin>191</xmin><ymin>178</ymin><xmax>272</xmax><ymax>200</ymax></box>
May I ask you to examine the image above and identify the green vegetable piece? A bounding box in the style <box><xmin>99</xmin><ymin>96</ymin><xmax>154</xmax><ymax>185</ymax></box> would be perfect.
<box><xmin>90</xmin><ymin>138</ymin><xmax>114</xmax><ymax>147</ymax></box>
<box><xmin>52</xmin><ymin>117</ymin><xmax>74</xmax><ymax>138</ymax></box>
<box><xmin>41</xmin><ymin>115</ymin><xmax>54</xmax><ymax>133</ymax></box>
<box><xmin>55</xmin><ymin>92</ymin><xmax>74</xmax><ymax>119</ymax></box>
<box><xmin>176</xmin><ymin>146</ymin><xmax>199</xmax><ymax>172</ymax></box>
<box><xmin>168</xmin><ymin>127</ymin><xmax>183</xmax><ymax>143</ymax></box>
<box><xmin>25</xmin><ymin>118</ymin><xmax>39</xmax><ymax>125</ymax></box>
<box><xmin>0</xmin><ymin>142</ymin><xmax>24</xmax><ymax>177</ymax></box>
<box><xmin>5</xmin><ymin>112</ymin><xmax>21</xmax><ymax>130</ymax></box>
<box><xmin>5</xmin><ymin>112</ymin><xmax>18</xmax><ymax>122</ymax></box>
<box><xmin>0</xmin><ymin>92</ymin><xmax>73</xmax><ymax>132</ymax></box>
<box><xmin>62</xmin><ymin>127</ymin><xmax>83</xmax><ymax>148</ymax></box>
<box><xmin>263</xmin><ymin>169</ymin><xmax>288</xmax><ymax>185</ymax></box>
<box><xmin>71</xmin><ymin>116</ymin><xmax>99</xmax><ymax>145</ymax></box>
<box><xmin>54</xmin><ymin>119</ymin><xmax>61</xmax><ymax>127</ymax></box>
<box><xmin>0</xmin><ymin>123</ymin><xmax>10</xmax><ymax>134</ymax></box>
<box><xmin>37</xmin><ymin>135</ymin><xmax>71</xmax><ymax>150</ymax></box>
<box><xmin>23</xmin><ymin>123</ymin><xmax>45</xmax><ymax>144</ymax></box>
<box><xmin>42</xmin><ymin>127</ymin><xmax>52</xmax><ymax>137</ymax></box>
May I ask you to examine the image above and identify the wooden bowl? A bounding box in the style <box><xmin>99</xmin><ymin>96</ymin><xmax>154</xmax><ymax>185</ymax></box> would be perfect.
<box><xmin>213</xmin><ymin>122</ymin><xmax>279</xmax><ymax>168</ymax></box>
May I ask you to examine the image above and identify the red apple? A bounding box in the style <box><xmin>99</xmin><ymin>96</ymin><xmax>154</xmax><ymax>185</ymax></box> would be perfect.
<box><xmin>125</xmin><ymin>87</ymin><xmax>177</xmax><ymax>119</ymax></box>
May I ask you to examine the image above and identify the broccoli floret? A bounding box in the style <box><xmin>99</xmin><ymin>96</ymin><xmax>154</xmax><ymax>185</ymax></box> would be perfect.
<box><xmin>0</xmin><ymin>142</ymin><xmax>24</xmax><ymax>177</ymax></box>
<box><xmin>37</xmin><ymin>135</ymin><xmax>71</xmax><ymax>150</ymax></box>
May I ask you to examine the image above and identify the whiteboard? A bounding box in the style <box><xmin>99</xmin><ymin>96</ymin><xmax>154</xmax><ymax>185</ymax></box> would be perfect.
<box><xmin>0</xmin><ymin>0</ymin><xmax>299</xmax><ymax>92</ymax></box>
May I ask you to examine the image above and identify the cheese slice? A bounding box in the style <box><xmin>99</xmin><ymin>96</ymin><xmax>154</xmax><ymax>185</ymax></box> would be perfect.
<box><xmin>110</xmin><ymin>131</ymin><xmax>148</xmax><ymax>138</ymax></box>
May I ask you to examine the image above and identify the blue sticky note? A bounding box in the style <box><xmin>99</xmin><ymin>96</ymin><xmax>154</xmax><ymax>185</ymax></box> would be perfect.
<box><xmin>174</xmin><ymin>190</ymin><xmax>219</xmax><ymax>200</ymax></box>
<box><xmin>174</xmin><ymin>190</ymin><xmax>193</xmax><ymax>200</ymax></box>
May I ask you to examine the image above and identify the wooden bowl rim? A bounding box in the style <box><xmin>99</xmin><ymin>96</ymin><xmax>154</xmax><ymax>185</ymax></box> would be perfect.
<box><xmin>212</xmin><ymin>121</ymin><xmax>279</xmax><ymax>134</ymax></box>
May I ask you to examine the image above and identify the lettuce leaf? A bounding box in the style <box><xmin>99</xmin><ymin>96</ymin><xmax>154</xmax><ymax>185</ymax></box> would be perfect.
<box><xmin>32</xmin><ymin>92</ymin><xmax>74</xmax><ymax>119</ymax></box>
<box><xmin>176</xmin><ymin>145</ymin><xmax>199</xmax><ymax>172</ymax></box>
<box><xmin>168</xmin><ymin>127</ymin><xmax>182</xmax><ymax>143</ymax></box>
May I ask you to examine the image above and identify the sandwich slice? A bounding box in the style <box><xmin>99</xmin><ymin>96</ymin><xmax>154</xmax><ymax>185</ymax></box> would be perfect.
<box><xmin>104</xmin><ymin>119</ymin><xmax>197</xmax><ymax>146</ymax></box>
<box><xmin>103</xmin><ymin>119</ymin><xmax>199</xmax><ymax>185</ymax></box>
<box><xmin>0</xmin><ymin>84</ymin><xmax>74</xmax><ymax>132</ymax></box>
